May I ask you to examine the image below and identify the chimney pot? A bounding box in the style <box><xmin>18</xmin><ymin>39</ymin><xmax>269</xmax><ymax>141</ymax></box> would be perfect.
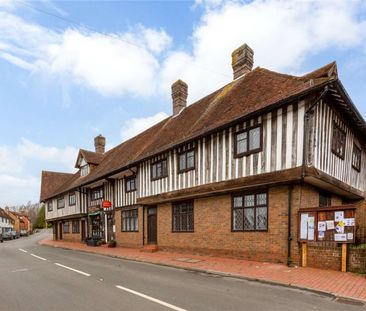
<box><xmin>231</xmin><ymin>43</ymin><xmax>254</xmax><ymax>80</ymax></box>
<box><xmin>171</xmin><ymin>79</ymin><xmax>188</xmax><ymax>116</ymax></box>
<box><xmin>94</xmin><ymin>135</ymin><xmax>106</xmax><ymax>154</ymax></box>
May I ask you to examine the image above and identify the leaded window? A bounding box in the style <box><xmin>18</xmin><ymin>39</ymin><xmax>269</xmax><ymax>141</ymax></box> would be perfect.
<box><xmin>122</xmin><ymin>209</ymin><xmax>138</xmax><ymax>232</ymax></box>
<box><xmin>151</xmin><ymin>159</ymin><xmax>168</xmax><ymax>180</ymax></box>
<box><xmin>47</xmin><ymin>201</ymin><xmax>53</xmax><ymax>212</ymax></box>
<box><xmin>91</xmin><ymin>187</ymin><xmax>103</xmax><ymax>201</ymax></box>
<box><xmin>126</xmin><ymin>177</ymin><xmax>136</xmax><ymax>192</ymax></box>
<box><xmin>172</xmin><ymin>201</ymin><xmax>194</xmax><ymax>232</ymax></box>
<box><xmin>234</xmin><ymin>126</ymin><xmax>262</xmax><ymax>157</ymax></box>
<box><xmin>331</xmin><ymin>122</ymin><xmax>346</xmax><ymax>159</ymax></box>
<box><xmin>178</xmin><ymin>150</ymin><xmax>195</xmax><ymax>173</ymax></box>
<box><xmin>232</xmin><ymin>192</ymin><xmax>268</xmax><ymax>231</ymax></box>
<box><xmin>319</xmin><ymin>191</ymin><xmax>331</xmax><ymax>207</ymax></box>
<box><xmin>352</xmin><ymin>144</ymin><xmax>361</xmax><ymax>172</ymax></box>
<box><xmin>57</xmin><ymin>197</ymin><xmax>65</xmax><ymax>209</ymax></box>
<box><xmin>69</xmin><ymin>193</ymin><xmax>76</xmax><ymax>206</ymax></box>
<box><xmin>81</xmin><ymin>164</ymin><xmax>89</xmax><ymax>177</ymax></box>
<box><xmin>72</xmin><ymin>220</ymin><xmax>80</xmax><ymax>233</ymax></box>
<box><xmin>63</xmin><ymin>221</ymin><xmax>70</xmax><ymax>233</ymax></box>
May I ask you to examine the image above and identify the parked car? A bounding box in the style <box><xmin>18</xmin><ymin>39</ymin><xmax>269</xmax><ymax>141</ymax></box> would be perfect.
<box><xmin>2</xmin><ymin>231</ymin><xmax>12</xmax><ymax>240</ymax></box>
<box><xmin>0</xmin><ymin>233</ymin><xmax>3</xmax><ymax>243</ymax></box>
<box><xmin>20</xmin><ymin>230</ymin><xmax>28</xmax><ymax>237</ymax></box>
<box><xmin>9</xmin><ymin>230</ymin><xmax>19</xmax><ymax>239</ymax></box>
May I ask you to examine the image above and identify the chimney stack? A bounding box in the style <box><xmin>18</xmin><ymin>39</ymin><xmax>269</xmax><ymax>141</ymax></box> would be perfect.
<box><xmin>171</xmin><ymin>79</ymin><xmax>188</xmax><ymax>116</ymax></box>
<box><xmin>231</xmin><ymin>44</ymin><xmax>254</xmax><ymax>80</ymax></box>
<box><xmin>94</xmin><ymin>135</ymin><xmax>106</xmax><ymax>154</ymax></box>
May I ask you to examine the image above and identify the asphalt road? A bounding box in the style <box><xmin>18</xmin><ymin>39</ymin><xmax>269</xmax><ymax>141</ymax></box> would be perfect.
<box><xmin>0</xmin><ymin>231</ymin><xmax>364</xmax><ymax>311</ymax></box>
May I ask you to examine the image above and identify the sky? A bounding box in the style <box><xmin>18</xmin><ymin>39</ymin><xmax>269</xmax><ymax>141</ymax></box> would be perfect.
<box><xmin>0</xmin><ymin>0</ymin><xmax>365</xmax><ymax>206</ymax></box>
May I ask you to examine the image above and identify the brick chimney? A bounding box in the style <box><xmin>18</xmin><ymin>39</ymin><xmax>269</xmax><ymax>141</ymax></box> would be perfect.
<box><xmin>171</xmin><ymin>79</ymin><xmax>188</xmax><ymax>116</ymax></box>
<box><xmin>231</xmin><ymin>44</ymin><xmax>254</xmax><ymax>80</ymax></box>
<box><xmin>94</xmin><ymin>135</ymin><xmax>106</xmax><ymax>154</ymax></box>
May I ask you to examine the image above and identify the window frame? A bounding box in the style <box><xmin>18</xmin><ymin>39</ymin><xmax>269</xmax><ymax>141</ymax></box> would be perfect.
<box><xmin>63</xmin><ymin>221</ymin><xmax>70</xmax><ymax>234</ymax></box>
<box><xmin>331</xmin><ymin>121</ymin><xmax>346</xmax><ymax>160</ymax></box>
<box><xmin>47</xmin><ymin>201</ymin><xmax>53</xmax><ymax>212</ymax></box>
<box><xmin>319</xmin><ymin>191</ymin><xmax>331</xmax><ymax>207</ymax></box>
<box><xmin>69</xmin><ymin>192</ymin><xmax>76</xmax><ymax>206</ymax></box>
<box><xmin>352</xmin><ymin>143</ymin><xmax>362</xmax><ymax>172</ymax></box>
<box><xmin>234</xmin><ymin>124</ymin><xmax>263</xmax><ymax>158</ymax></box>
<box><xmin>57</xmin><ymin>197</ymin><xmax>65</xmax><ymax>209</ymax></box>
<box><xmin>231</xmin><ymin>191</ymin><xmax>268</xmax><ymax>232</ymax></box>
<box><xmin>72</xmin><ymin>220</ymin><xmax>80</xmax><ymax>233</ymax></box>
<box><xmin>172</xmin><ymin>201</ymin><xmax>194</xmax><ymax>233</ymax></box>
<box><xmin>91</xmin><ymin>187</ymin><xmax>104</xmax><ymax>201</ymax></box>
<box><xmin>80</xmin><ymin>164</ymin><xmax>89</xmax><ymax>177</ymax></box>
<box><xmin>177</xmin><ymin>148</ymin><xmax>195</xmax><ymax>174</ymax></box>
<box><xmin>125</xmin><ymin>176</ymin><xmax>137</xmax><ymax>193</ymax></box>
<box><xmin>151</xmin><ymin>158</ymin><xmax>168</xmax><ymax>181</ymax></box>
<box><xmin>121</xmin><ymin>209</ymin><xmax>139</xmax><ymax>232</ymax></box>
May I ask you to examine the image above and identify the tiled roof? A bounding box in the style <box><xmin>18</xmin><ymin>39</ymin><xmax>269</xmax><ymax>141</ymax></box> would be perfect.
<box><xmin>40</xmin><ymin>171</ymin><xmax>75</xmax><ymax>202</ymax></box>
<box><xmin>41</xmin><ymin>62</ymin><xmax>342</xmax><ymax>200</ymax></box>
<box><xmin>75</xmin><ymin>149</ymin><xmax>104</xmax><ymax>168</ymax></box>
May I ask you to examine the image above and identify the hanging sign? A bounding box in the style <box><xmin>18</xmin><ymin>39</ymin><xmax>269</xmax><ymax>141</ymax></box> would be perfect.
<box><xmin>102</xmin><ymin>200</ymin><xmax>112</xmax><ymax>209</ymax></box>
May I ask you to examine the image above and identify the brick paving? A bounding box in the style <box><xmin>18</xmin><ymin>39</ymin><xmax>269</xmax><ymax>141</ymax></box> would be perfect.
<box><xmin>39</xmin><ymin>238</ymin><xmax>366</xmax><ymax>303</ymax></box>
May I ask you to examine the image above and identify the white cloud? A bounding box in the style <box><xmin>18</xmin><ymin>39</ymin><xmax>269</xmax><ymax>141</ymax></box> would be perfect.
<box><xmin>121</xmin><ymin>112</ymin><xmax>169</xmax><ymax>142</ymax></box>
<box><xmin>160</xmin><ymin>0</ymin><xmax>366</xmax><ymax>103</ymax></box>
<box><xmin>0</xmin><ymin>11</ymin><xmax>171</xmax><ymax>97</ymax></box>
<box><xmin>0</xmin><ymin>139</ymin><xmax>78</xmax><ymax>206</ymax></box>
<box><xmin>1</xmin><ymin>1</ymin><xmax>366</xmax><ymax>103</ymax></box>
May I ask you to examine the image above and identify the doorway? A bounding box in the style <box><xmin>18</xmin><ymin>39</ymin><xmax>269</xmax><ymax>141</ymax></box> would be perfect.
<box><xmin>81</xmin><ymin>220</ymin><xmax>86</xmax><ymax>241</ymax></box>
<box><xmin>147</xmin><ymin>207</ymin><xmax>157</xmax><ymax>244</ymax></box>
<box><xmin>59</xmin><ymin>222</ymin><xmax>63</xmax><ymax>240</ymax></box>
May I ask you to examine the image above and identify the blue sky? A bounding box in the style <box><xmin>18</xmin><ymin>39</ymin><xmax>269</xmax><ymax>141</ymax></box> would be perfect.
<box><xmin>0</xmin><ymin>0</ymin><xmax>365</xmax><ymax>206</ymax></box>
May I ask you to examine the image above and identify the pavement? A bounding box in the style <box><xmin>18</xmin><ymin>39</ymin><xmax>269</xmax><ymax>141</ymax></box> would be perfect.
<box><xmin>0</xmin><ymin>231</ymin><xmax>365</xmax><ymax>311</ymax></box>
<box><xmin>39</xmin><ymin>235</ymin><xmax>366</xmax><ymax>305</ymax></box>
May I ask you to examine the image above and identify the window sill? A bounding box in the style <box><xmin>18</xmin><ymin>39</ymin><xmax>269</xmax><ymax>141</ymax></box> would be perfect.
<box><xmin>151</xmin><ymin>175</ymin><xmax>168</xmax><ymax>182</ymax></box>
<box><xmin>172</xmin><ymin>230</ymin><xmax>194</xmax><ymax>233</ymax></box>
<box><xmin>177</xmin><ymin>167</ymin><xmax>195</xmax><ymax>174</ymax></box>
<box><xmin>234</xmin><ymin>148</ymin><xmax>262</xmax><ymax>158</ymax></box>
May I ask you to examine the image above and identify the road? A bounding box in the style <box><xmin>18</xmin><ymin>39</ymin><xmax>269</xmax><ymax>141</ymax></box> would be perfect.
<box><xmin>0</xmin><ymin>231</ymin><xmax>364</xmax><ymax>311</ymax></box>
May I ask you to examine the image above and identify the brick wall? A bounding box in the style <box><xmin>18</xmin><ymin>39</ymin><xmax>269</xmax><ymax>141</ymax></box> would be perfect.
<box><xmin>349</xmin><ymin>247</ymin><xmax>366</xmax><ymax>273</ymax></box>
<box><xmin>306</xmin><ymin>242</ymin><xmax>342</xmax><ymax>270</ymax></box>
<box><xmin>115</xmin><ymin>208</ymin><xmax>143</xmax><ymax>248</ymax></box>
<box><xmin>153</xmin><ymin>186</ymin><xmax>290</xmax><ymax>264</ymax></box>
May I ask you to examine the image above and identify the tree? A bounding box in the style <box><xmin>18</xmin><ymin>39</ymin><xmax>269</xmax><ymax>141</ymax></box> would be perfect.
<box><xmin>33</xmin><ymin>204</ymin><xmax>46</xmax><ymax>229</ymax></box>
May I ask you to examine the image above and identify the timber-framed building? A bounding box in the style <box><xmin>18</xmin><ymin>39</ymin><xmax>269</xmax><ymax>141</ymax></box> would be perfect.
<box><xmin>40</xmin><ymin>43</ymin><xmax>366</xmax><ymax>269</ymax></box>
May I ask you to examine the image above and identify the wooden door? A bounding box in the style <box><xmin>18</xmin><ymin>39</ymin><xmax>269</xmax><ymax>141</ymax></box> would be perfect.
<box><xmin>59</xmin><ymin>222</ymin><xmax>63</xmax><ymax>240</ymax></box>
<box><xmin>147</xmin><ymin>207</ymin><xmax>157</xmax><ymax>244</ymax></box>
<box><xmin>81</xmin><ymin>220</ymin><xmax>86</xmax><ymax>241</ymax></box>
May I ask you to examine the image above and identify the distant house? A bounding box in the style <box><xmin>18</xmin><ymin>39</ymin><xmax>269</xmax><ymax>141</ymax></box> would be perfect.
<box><xmin>5</xmin><ymin>208</ymin><xmax>32</xmax><ymax>236</ymax></box>
<box><xmin>40</xmin><ymin>43</ymin><xmax>365</xmax><ymax>270</ymax></box>
<box><xmin>0</xmin><ymin>208</ymin><xmax>14</xmax><ymax>234</ymax></box>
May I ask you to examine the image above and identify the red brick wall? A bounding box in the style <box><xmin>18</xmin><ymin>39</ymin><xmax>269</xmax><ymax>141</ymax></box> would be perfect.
<box><xmin>115</xmin><ymin>208</ymin><xmax>143</xmax><ymax>248</ymax></box>
<box><xmin>154</xmin><ymin>186</ymin><xmax>290</xmax><ymax>264</ymax></box>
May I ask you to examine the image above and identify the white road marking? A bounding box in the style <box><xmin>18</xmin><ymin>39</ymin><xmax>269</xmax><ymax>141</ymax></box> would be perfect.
<box><xmin>30</xmin><ymin>254</ymin><xmax>47</xmax><ymax>261</ymax></box>
<box><xmin>11</xmin><ymin>268</ymin><xmax>29</xmax><ymax>273</ymax></box>
<box><xmin>116</xmin><ymin>285</ymin><xmax>188</xmax><ymax>311</ymax></box>
<box><xmin>54</xmin><ymin>263</ymin><xmax>91</xmax><ymax>277</ymax></box>
<box><xmin>18</xmin><ymin>248</ymin><xmax>27</xmax><ymax>253</ymax></box>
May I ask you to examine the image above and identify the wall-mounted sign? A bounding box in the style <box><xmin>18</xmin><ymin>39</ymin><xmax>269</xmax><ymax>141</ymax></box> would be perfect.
<box><xmin>102</xmin><ymin>200</ymin><xmax>112</xmax><ymax>209</ymax></box>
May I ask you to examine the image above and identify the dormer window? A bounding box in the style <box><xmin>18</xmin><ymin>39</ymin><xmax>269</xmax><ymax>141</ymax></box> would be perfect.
<box><xmin>81</xmin><ymin>164</ymin><xmax>89</xmax><ymax>177</ymax></box>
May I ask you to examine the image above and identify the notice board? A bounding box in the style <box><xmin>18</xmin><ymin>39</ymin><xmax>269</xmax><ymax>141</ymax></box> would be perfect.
<box><xmin>298</xmin><ymin>206</ymin><xmax>356</xmax><ymax>244</ymax></box>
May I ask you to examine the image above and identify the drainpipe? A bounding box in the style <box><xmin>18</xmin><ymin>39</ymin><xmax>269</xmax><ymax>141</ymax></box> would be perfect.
<box><xmin>142</xmin><ymin>206</ymin><xmax>145</xmax><ymax>246</ymax></box>
<box><xmin>287</xmin><ymin>185</ymin><xmax>293</xmax><ymax>266</ymax></box>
